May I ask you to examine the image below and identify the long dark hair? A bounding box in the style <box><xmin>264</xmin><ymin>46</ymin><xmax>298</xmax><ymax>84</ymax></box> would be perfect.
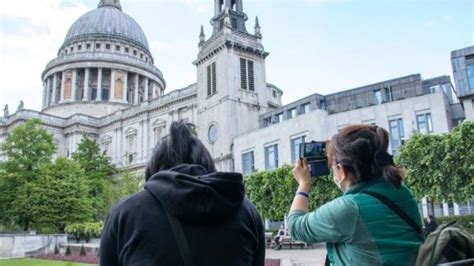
<box><xmin>145</xmin><ymin>121</ymin><xmax>216</xmax><ymax>180</ymax></box>
<box><xmin>327</xmin><ymin>124</ymin><xmax>404</xmax><ymax>188</ymax></box>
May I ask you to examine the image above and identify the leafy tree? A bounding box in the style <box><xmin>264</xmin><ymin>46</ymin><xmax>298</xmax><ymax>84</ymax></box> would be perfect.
<box><xmin>0</xmin><ymin>119</ymin><xmax>55</xmax><ymax>230</ymax></box>
<box><xmin>112</xmin><ymin>170</ymin><xmax>143</xmax><ymax>200</ymax></box>
<box><xmin>245</xmin><ymin>165</ymin><xmax>340</xmax><ymax>221</ymax></box>
<box><xmin>442</xmin><ymin>121</ymin><xmax>474</xmax><ymax>202</ymax></box>
<box><xmin>30</xmin><ymin>158</ymin><xmax>93</xmax><ymax>233</ymax></box>
<box><xmin>72</xmin><ymin>136</ymin><xmax>116</xmax><ymax>221</ymax></box>
<box><xmin>398</xmin><ymin>133</ymin><xmax>447</xmax><ymax>202</ymax></box>
<box><xmin>399</xmin><ymin>121</ymin><xmax>474</xmax><ymax>207</ymax></box>
<box><xmin>65</xmin><ymin>222</ymin><xmax>103</xmax><ymax>243</ymax></box>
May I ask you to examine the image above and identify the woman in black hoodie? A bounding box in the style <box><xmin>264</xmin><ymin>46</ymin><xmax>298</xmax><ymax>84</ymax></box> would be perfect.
<box><xmin>100</xmin><ymin>121</ymin><xmax>265</xmax><ymax>266</ymax></box>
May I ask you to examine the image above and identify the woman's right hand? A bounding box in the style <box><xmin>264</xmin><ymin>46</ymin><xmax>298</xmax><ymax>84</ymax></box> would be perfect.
<box><xmin>293</xmin><ymin>159</ymin><xmax>311</xmax><ymax>191</ymax></box>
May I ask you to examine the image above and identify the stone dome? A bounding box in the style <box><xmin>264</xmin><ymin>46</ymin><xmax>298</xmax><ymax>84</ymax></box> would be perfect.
<box><xmin>63</xmin><ymin>3</ymin><xmax>149</xmax><ymax>51</ymax></box>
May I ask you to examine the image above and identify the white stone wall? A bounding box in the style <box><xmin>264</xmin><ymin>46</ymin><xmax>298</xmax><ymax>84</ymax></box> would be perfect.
<box><xmin>0</xmin><ymin>234</ymin><xmax>67</xmax><ymax>259</ymax></box>
<box><xmin>233</xmin><ymin>92</ymin><xmax>452</xmax><ymax>173</ymax></box>
<box><xmin>462</xmin><ymin>98</ymin><xmax>474</xmax><ymax>121</ymax></box>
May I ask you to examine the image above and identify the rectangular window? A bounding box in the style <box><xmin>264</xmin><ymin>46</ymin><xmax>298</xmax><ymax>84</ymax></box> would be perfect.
<box><xmin>240</xmin><ymin>58</ymin><xmax>255</xmax><ymax>91</ymax></box>
<box><xmin>242</xmin><ymin>151</ymin><xmax>255</xmax><ymax>176</ymax></box>
<box><xmin>248</xmin><ymin>60</ymin><xmax>254</xmax><ymax>91</ymax></box>
<box><xmin>154</xmin><ymin>128</ymin><xmax>162</xmax><ymax>144</ymax></box>
<box><xmin>77</xmin><ymin>44</ymin><xmax>82</xmax><ymax>51</ymax></box>
<box><xmin>96</xmin><ymin>43</ymin><xmax>101</xmax><ymax>49</ymax></box>
<box><xmin>133</xmin><ymin>50</ymin><xmax>137</xmax><ymax>56</ymax></box>
<box><xmin>467</xmin><ymin>64</ymin><xmax>474</xmax><ymax>90</ymax></box>
<box><xmin>301</xmin><ymin>103</ymin><xmax>311</xmax><ymax>114</ymax></box>
<box><xmin>115</xmin><ymin>45</ymin><xmax>120</xmax><ymax>51</ymax></box>
<box><xmin>288</xmin><ymin>108</ymin><xmax>297</xmax><ymax>119</ymax></box>
<box><xmin>291</xmin><ymin>136</ymin><xmax>306</xmax><ymax>163</ymax></box>
<box><xmin>374</xmin><ymin>89</ymin><xmax>382</xmax><ymax>104</ymax></box>
<box><xmin>207</xmin><ymin>64</ymin><xmax>212</xmax><ymax>96</ymax></box>
<box><xmin>417</xmin><ymin>113</ymin><xmax>433</xmax><ymax>133</ymax></box>
<box><xmin>385</xmin><ymin>87</ymin><xmax>394</xmax><ymax>102</ymax></box>
<box><xmin>212</xmin><ymin>62</ymin><xmax>217</xmax><ymax>94</ymax></box>
<box><xmin>240</xmin><ymin>58</ymin><xmax>247</xmax><ymax>90</ymax></box>
<box><xmin>207</xmin><ymin>62</ymin><xmax>217</xmax><ymax>96</ymax></box>
<box><xmin>106</xmin><ymin>44</ymin><xmax>111</xmax><ymax>50</ymax></box>
<box><xmin>102</xmin><ymin>89</ymin><xmax>109</xmax><ymax>101</ymax></box>
<box><xmin>389</xmin><ymin>118</ymin><xmax>405</xmax><ymax>155</ymax></box>
<box><xmin>275</xmin><ymin>113</ymin><xmax>284</xmax><ymax>123</ymax></box>
<box><xmin>265</xmin><ymin>144</ymin><xmax>279</xmax><ymax>170</ymax></box>
<box><xmin>125</xmin><ymin>47</ymin><xmax>129</xmax><ymax>53</ymax></box>
<box><xmin>263</xmin><ymin>117</ymin><xmax>272</xmax><ymax>127</ymax></box>
<box><xmin>86</xmin><ymin>43</ymin><xmax>91</xmax><ymax>50</ymax></box>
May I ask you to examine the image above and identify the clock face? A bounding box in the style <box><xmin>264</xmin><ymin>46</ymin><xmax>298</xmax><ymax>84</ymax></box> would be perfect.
<box><xmin>208</xmin><ymin>124</ymin><xmax>218</xmax><ymax>143</ymax></box>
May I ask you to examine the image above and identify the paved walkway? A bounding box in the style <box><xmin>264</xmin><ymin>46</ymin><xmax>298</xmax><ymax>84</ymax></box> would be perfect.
<box><xmin>266</xmin><ymin>246</ymin><xmax>327</xmax><ymax>266</ymax></box>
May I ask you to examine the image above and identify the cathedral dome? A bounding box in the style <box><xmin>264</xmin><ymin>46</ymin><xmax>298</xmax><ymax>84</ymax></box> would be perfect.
<box><xmin>62</xmin><ymin>1</ymin><xmax>149</xmax><ymax>51</ymax></box>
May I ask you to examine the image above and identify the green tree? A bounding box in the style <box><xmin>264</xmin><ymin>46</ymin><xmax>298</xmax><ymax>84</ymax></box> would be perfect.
<box><xmin>0</xmin><ymin>119</ymin><xmax>55</xmax><ymax>230</ymax></box>
<box><xmin>72</xmin><ymin>136</ymin><xmax>116</xmax><ymax>221</ymax></box>
<box><xmin>399</xmin><ymin>121</ymin><xmax>474</xmax><ymax>205</ymax></box>
<box><xmin>442</xmin><ymin>121</ymin><xmax>474</xmax><ymax>202</ymax></box>
<box><xmin>30</xmin><ymin>158</ymin><xmax>93</xmax><ymax>233</ymax></box>
<box><xmin>398</xmin><ymin>133</ymin><xmax>447</xmax><ymax>202</ymax></box>
<box><xmin>245</xmin><ymin>165</ymin><xmax>340</xmax><ymax>221</ymax></box>
<box><xmin>112</xmin><ymin>170</ymin><xmax>143</xmax><ymax>200</ymax></box>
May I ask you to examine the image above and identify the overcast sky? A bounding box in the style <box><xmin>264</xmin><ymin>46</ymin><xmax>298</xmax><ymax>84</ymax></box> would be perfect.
<box><xmin>0</xmin><ymin>0</ymin><xmax>473</xmax><ymax>112</ymax></box>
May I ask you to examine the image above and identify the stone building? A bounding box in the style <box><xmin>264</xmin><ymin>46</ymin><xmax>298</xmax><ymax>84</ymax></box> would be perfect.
<box><xmin>451</xmin><ymin>46</ymin><xmax>474</xmax><ymax>121</ymax></box>
<box><xmin>0</xmin><ymin>1</ymin><xmax>472</xmax><ymax>215</ymax></box>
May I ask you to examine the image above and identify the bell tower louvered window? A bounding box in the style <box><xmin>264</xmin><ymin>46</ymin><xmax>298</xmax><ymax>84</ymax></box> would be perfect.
<box><xmin>207</xmin><ymin>62</ymin><xmax>217</xmax><ymax>97</ymax></box>
<box><xmin>240</xmin><ymin>58</ymin><xmax>255</xmax><ymax>92</ymax></box>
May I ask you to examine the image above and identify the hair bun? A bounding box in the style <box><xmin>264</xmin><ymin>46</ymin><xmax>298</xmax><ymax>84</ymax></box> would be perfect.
<box><xmin>374</xmin><ymin>151</ymin><xmax>394</xmax><ymax>168</ymax></box>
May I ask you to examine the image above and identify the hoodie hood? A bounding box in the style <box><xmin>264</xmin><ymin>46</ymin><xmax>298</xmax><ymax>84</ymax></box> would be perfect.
<box><xmin>144</xmin><ymin>164</ymin><xmax>245</xmax><ymax>223</ymax></box>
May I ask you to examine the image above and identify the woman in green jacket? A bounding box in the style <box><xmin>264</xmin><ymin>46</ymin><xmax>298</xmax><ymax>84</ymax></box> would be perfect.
<box><xmin>288</xmin><ymin>125</ymin><xmax>422</xmax><ymax>265</ymax></box>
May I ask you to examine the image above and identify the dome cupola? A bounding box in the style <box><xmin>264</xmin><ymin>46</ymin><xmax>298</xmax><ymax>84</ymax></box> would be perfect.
<box><xmin>41</xmin><ymin>0</ymin><xmax>166</xmax><ymax>118</ymax></box>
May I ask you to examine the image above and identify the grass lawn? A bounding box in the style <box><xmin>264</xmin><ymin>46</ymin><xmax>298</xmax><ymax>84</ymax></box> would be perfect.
<box><xmin>0</xmin><ymin>258</ymin><xmax>96</xmax><ymax>266</ymax></box>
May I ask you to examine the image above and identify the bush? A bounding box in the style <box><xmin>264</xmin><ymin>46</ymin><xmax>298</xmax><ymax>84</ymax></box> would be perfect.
<box><xmin>436</xmin><ymin>215</ymin><xmax>474</xmax><ymax>230</ymax></box>
<box><xmin>65</xmin><ymin>222</ymin><xmax>103</xmax><ymax>243</ymax></box>
<box><xmin>245</xmin><ymin>165</ymin><xmax>340</xmax><ymax>220</ymax></box>
<box><xmin>80</xmin><ymin>245</ymin><xmax>86</xmax><ymax>256</ymax></box>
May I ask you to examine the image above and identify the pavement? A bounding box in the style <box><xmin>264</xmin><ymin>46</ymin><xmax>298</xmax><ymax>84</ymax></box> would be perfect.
<box><xmin>66</xmin><ymin>240</ymin><xmax>328</xmax><ymax>266</ymax></box>
<box><xmin>266</xmin><ymin>246</ymin><xmax>327</xmax><ymax>266</ymax></box>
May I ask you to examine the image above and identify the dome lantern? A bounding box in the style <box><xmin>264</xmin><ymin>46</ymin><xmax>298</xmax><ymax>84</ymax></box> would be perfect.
<box><xmin>98</xmin><ymin>0</ymin><xmax>122</xmax><ymax>11</ymax></box>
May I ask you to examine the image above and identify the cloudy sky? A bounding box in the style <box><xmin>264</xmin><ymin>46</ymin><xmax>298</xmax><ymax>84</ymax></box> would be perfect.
<box><xmin>0</xmin><ymin>0</ymin><xmax>472</xmax><ymax>112</ymax></box>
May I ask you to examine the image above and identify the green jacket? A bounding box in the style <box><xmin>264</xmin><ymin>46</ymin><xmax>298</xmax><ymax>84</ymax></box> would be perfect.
<box><xmin>288</xmin><ymin>177</ymin><xmax>422</xmax><ymax>266</ymax></box>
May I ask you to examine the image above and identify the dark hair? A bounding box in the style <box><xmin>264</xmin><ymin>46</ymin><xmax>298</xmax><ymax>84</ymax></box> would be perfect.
<box><xmin>327</xmin><ymin>125</ymin><xmax>404</xmax><ymax>188</ymax></box>
<box><xmin>145</xmin><ymin>121</ymin><xmax>216</xmax><ymax>180</ymax></box>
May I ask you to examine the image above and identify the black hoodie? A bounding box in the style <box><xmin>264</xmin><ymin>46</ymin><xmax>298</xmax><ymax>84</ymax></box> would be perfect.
<box><xmin>100</xmin><ymin>164</ymin><xmax>265</xmax><ymax>266</ymax></box>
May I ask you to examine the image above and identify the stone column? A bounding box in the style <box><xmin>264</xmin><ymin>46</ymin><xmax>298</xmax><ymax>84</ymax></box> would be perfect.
<box><xmin>151</xmin><ymin>82</ymin><xmax>157</xmax><ymax>99</ymax></box>
<box><xmin>110</xmin><ymin>69</ymin><xmax>116</xmax><ymax>102</ymax></box>
<box><xmin>144</xmin><ymin>77</ymin><xmax>149</xmax><ymax>102</ymax></box>
<box><xmin>123</xmin><ymin>72</ymin><xmax>128</xmax><ymax>103</ymax></box>
<box><xmin>83</xmin><ymin>68</ymin><xmax>90</xmax><ymax>101</ymax></box>
<box><xmin>45</xmin><ymin>78</ymin><xmax>51</xmax><ymax>108</ymax></box>
<box><xmin>215</xmin><ymin>0</ymin><xmax>220</xmax><ymax>15</ymax></box>
<box><xmin>60</xmin><ymin>71</ymin><xmax>66</xmax><ymax>103</ymax></box>
<box><xmin>144</xmin><ymin>118</ymin><xmax>149</xmax><ymax>160</ymax></box>
<box><xmin>52</xmin><ymin>73</ymin><xmax>58</xmax><ymax>104</ymax></box>
<box><xmin>134</xmin><ymin>74</ymin><xmax>139</xmax><ymax>105</ymax></box>
<box><xmin>72</xmin><ymin>69</ymin><xmax>78</xmax><ymax>101</ymax></box>
<box><xmin>97</xmin><ymin>68</ymin><xmax>103</xmax><ymax>101</ymax></box>
<box><xmin>42</xmin><ymin>81</ymin><xmax>46</xmax><ymax>108</ymax></box>
<box><xmin>236</xmin><ymin>0</ymin><xmax>243</xmax><ymax>12</ymax></box>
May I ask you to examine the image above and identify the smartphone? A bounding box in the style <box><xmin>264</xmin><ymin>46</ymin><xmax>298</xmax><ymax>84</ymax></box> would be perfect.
<box><xmin>299</xmin><ymin>141</ymin><xmax>330</xmax><ymax>177</ymax></box>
